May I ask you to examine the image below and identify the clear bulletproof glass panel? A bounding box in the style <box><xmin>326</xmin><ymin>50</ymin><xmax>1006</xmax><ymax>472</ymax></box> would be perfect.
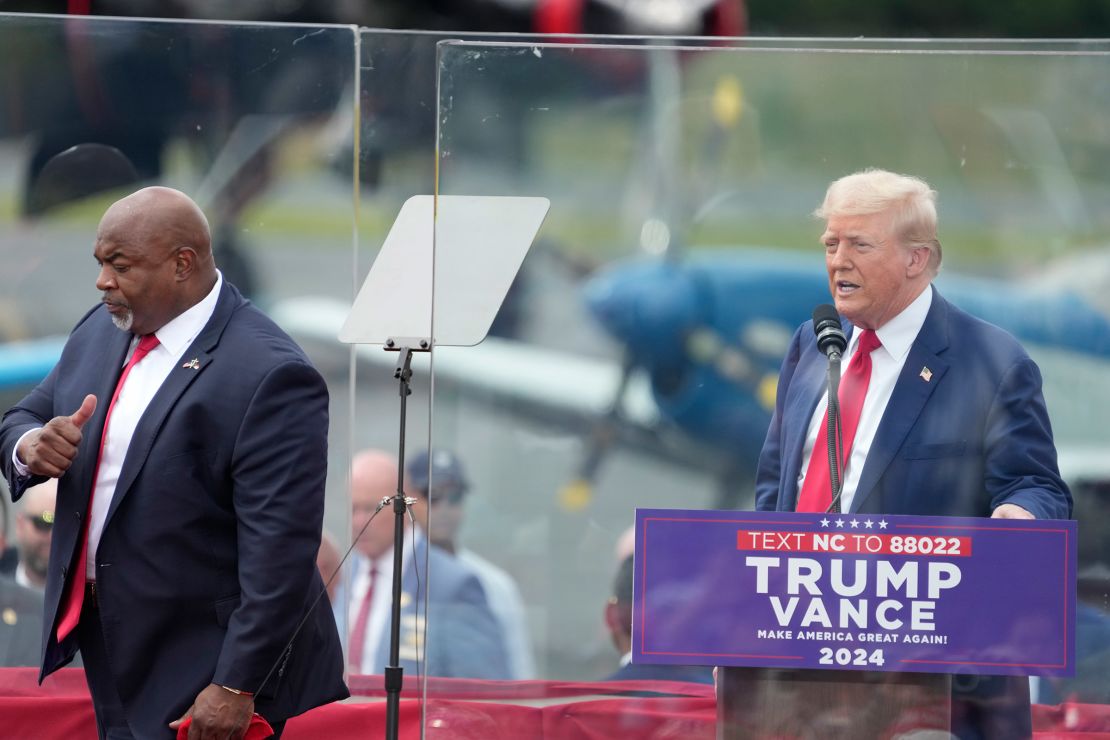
<box><xmin>0</xmin><ymin>12</ymin><xmax>358</xmax><ymax>530</ymax></box>
<box><xmin>434</xmin><ymin>38</ymin><xmax>1110</xmax><ymax>735</ymax></box>
<box><xmin>0</xmin><ymin>4</ymin><xmax>358</xmax><ymax>687</ymax></box>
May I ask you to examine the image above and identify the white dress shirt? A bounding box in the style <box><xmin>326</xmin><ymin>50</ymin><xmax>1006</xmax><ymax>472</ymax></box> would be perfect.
<box><xmin>798</xmin><ymin>287</ymin><xmax>932</xmax><ymax>512</ymax></box>
<box><xmin>347</xmin><ymin>529</ymin><xmax>415</xmax><ymax>675</ymax></box>
<box><xmin>12</xmin><ymin>274</ymin><xmax>222</xmax><ymax>579</ymax></box>
<box><xmin>14</xmin><ymin>563</ymin><xmax>40</xmax><ymax>591</ymax></box>
<box><xmin>84</xmin><ymin>274</ymin><xmax>222</xmax><ymax>577</ymax></box>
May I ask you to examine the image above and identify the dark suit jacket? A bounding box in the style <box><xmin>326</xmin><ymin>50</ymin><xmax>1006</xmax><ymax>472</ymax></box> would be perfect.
<box><xmin>0</xmin><ymin>281</ymin><xmax>348</xmax><ymax>736</ymax></box>
<box><xmin>0</xmin><ymin>576</ymin><xmax>43</xmax><ymax>667</ymax></box>
<box><xmin>605</xmin><ymin>659</ymin><xmax>714</xmax><ymax>686</ymax></box>
<box><xmin>337</xmin><ymin>534</ymin><xmax>511</xmax><ymax>680</ymax></box>
<box><xmin>755</xmin><ymin>287</ymin><xmax>1071</xmax><ymax>519</ymax></box>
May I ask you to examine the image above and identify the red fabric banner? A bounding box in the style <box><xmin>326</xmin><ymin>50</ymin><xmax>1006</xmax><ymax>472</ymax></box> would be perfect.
<box><xmin>0</xmin><ymin>668</ymin><xmax>1107</xmax><ymax>738</ymax></box>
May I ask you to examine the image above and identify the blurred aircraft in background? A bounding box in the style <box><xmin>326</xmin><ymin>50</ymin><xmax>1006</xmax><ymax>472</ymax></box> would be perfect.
<box><xmin>578</xmin><ymin>248</ymin><xmax>1110</xmax><ymax>505</ymax></box>
<box><xmin>258</xmin><ymin>241</ymin><xmax>1110</xmax><ymax>515</ymax></box>
<box><xmin>3</xmin><ymin>10</ymin><xmax>1109</xmax><ymax>514</ymax></box>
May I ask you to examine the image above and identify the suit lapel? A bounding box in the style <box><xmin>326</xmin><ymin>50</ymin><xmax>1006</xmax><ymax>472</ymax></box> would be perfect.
<box><xmin>779</xmin><ymin>322</ymin><xmax>854</xmax><ymax>511</ymax></box>
<box><xmin>780</xmin><ymin>356</ymin><xmax>829</xmax><ymax>511</ymax></box>
<box><xmin>850</xmin><ymin>290</ymin><xmax>950</xmax><ymax>513</ymax></box>
<box><xmin>103</xmin><ymin>283</ymin><xmax>241</xmax><ymax>528</ymax></box>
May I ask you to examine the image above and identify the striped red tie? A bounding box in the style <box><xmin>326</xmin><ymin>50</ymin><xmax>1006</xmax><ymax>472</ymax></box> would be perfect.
<box><xmin>796</xmin><ymin>329</ymin><xmax>881</xmax><ymax>513</ymax></box>
<box><xmin>56</xmin><ymin>334</ymin><xmax>160</xmax><ymax>641</ymax></box>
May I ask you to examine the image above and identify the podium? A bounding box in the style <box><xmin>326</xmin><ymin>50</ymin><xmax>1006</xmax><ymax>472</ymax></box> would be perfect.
<box><xmin>632</xmin><ymin>509</ymin><xmax>1076</xmax><ymax>738</ymax></box>
<box><xmin>717</xmin><ymin>668</ymin><xmax>949</xmax><ymax>738</ymax></box>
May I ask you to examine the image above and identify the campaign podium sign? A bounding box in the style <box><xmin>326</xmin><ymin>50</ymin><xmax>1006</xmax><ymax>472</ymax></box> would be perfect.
<box><xmin>632</xmin><ymin>509</ymin><xmax>1076</xmax><ymax>678</ymax></box>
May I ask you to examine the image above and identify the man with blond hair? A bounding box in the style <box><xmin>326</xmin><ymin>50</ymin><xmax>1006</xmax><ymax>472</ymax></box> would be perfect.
<box><xmin>755</xmin><ymin>168</ymin><xmax>1070</xmax><ymax>737</ymax></box>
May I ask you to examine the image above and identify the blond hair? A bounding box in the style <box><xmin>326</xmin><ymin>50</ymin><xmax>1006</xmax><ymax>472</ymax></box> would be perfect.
<box><xmin>815</xmin><ymin>168</ymin><xmax>942</xmax><ymax>274</ymax></box>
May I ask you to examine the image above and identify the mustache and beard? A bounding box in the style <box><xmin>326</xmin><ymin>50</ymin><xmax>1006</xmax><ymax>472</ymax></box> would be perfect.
<box><xmin>111</xmin><ymin>311</ymin><xmax>133</xmax><ymax>332</ymax></box>
<box><xmin>103</xmin><ymin>295</ymin><xmax>133</xmax><ymax>332</ymax></box>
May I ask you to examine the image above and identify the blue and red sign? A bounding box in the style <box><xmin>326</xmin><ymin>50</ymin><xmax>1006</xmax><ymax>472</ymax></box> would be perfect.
<box><xmin>632</xmin><ymin>509</ymin><xmax>1076</xmax><ymax>677</ymax></box>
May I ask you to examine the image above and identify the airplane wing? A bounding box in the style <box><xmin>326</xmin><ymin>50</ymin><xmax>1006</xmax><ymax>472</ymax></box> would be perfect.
<box><xmin>269</xmin><ymin>295</ymin><xmax>659</xmax><ymax>428</ymax></box>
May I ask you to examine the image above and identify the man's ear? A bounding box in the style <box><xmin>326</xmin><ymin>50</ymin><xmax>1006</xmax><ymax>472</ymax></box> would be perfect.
<box><xmin>603</xmin><ymin>600</ymin><xmax>622</xmax><ymax>633</ymax></box>
<box><xmin>906</xmin><ymin>246</ymin><xmax>930</xmax><ymax>278</ymax></box>
<box><xmin>174</xmin><ymin>247</ymin><xmax>196</xmax><ymax>281</ymax></box>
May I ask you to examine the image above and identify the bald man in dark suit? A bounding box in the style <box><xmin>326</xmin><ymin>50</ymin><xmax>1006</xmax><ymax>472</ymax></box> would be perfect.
<box><xmin>2</xmin><ymin>187</ymin><xmax>347</xmax><ymax>739</ymax></box>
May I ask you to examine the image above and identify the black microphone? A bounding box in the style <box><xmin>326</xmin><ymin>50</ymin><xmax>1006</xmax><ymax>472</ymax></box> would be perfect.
<box><xmin>812</xmin><ymin>304</ymin><xmax>847</xmax><ymax>362</ymax></box>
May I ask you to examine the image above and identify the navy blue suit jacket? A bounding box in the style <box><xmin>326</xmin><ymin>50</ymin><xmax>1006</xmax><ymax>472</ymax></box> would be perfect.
<box><xmin>0</xmin><ymin>282</ymin><xmax>347</xmax><ymax>736</ymax></box>
<box><xmin>755</xmin><ymin>288</ymin><xmax>1071</xmax><ymax>519</ymax></box>
<box><xmin>605</xmin><ymin>660</ymin><xmax>714</xmax><ymax>686</ymax></box>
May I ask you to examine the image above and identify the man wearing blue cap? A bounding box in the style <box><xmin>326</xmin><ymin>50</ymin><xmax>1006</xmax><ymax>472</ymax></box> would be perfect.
<box><xmin>407</xmin><ymin>449</ymin><xmax>535</xmax><ymax>680</ymax></box>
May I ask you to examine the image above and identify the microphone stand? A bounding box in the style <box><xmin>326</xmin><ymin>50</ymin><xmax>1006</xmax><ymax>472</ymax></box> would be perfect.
<box><xmin>823</xmin><ymin>352</ymin><xmax>844</xmax><ymax>515</ymax></box>
<box><xmin>383</xmin><ymin>339</ymin><xmax>429</xmax><ymax>740</ymax></box>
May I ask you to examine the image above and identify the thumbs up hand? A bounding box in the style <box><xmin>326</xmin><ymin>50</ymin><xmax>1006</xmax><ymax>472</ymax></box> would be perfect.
<box><xmin>16</xmin><ymin>395</ymin><xmax>98</xmax><ymax>478</ymax></box>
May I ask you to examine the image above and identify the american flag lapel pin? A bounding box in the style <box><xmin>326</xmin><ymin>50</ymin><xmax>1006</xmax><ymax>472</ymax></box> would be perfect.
<box><xmin>182</xmin><ymin>358</ymin><xmax>201</xmax><ymax>370</ymax></box>
<box><xmin>919</xmin><ymin>366</ymin><xmax>933</xmax><ymax>382</ymax></box>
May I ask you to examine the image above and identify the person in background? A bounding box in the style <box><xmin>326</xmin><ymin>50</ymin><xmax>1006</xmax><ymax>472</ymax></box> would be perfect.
<box><xmin>0</xmin><ymin>488</ymin><xmax>16</xmax><ymax>578</ymax></box>
<box><xmin>406</xmin><ymin>448</ymin><xmax>536</xmax><ymax>680</ymax></box>
<box><xmin>0</xmin><ymin>574</ymin><xmax>42</xmax><ymax>667</ymax></box>
<box><xmin>602</xmin><ymin>554</ymin><xmax>713</xmax><ymax>685</ymax></box>
<box><xmin>317</xmin><ymin>529</ymin><xmax>342</xmax><ymax>604</ymax></box>
<box><xmin>339</xmin><ymin>449</ymin><xmax>510</xmax><ymax>680</ymax></box>
<box><xmin>13</xmin><ymin>478</ymin><xmax>55</xmax><ymax>591</ymax></box>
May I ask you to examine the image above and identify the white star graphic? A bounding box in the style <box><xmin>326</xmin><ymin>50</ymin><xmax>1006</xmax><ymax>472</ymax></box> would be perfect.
<box><xmin>835</xmin><ymin>518</ymin><xmax>845</xmax><ymax>528</ymax></box>
<box><xmin>878</xmin><ymin>520</ymin><xmax>889</xmax><ymax>529</ymax></box>
<box><xmin>849</xmin><ymin>519</ymin><xmax>860</xmax><ymax>529</ymax></box>
<box><xmin>820</xmin><ymin>518</ymin><xmax>830</xmax><ymax>528</ymax></box>
<box><xmin>864</xmin><ymin>519</ymin><xmax>874</xmax><ymax>529</ymax></box>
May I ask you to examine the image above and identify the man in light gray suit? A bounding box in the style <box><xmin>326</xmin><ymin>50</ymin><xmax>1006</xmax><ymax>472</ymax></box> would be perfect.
<box><xmin>339</xmin><ymin>450</ymin><xmax>510</xmax><ymax>680</ymax></box>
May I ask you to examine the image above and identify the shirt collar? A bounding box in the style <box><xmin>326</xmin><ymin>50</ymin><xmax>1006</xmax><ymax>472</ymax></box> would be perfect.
<box><xmin>848</xmin><ymin>285</ymin><xmax>932</xmax><ymax>362</ymax></box>
<box><xmin>152</xmin><ymin>271</ymin><xmax>223</xmax><ymax>357</ymax></box>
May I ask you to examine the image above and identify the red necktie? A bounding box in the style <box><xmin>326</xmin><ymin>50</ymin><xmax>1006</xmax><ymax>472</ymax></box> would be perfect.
<box><xmin>796</xmin><ymin>329</ymin><xmax>882</xmax><ymax>513</ymax></box>
<box><xmin>347</xmin><ymin>562</ymin><xmax>377</xmax><ymax>673</ymax></box>
<box><xmin>56</xmin><ymin>334</ymin><xmax>160</xmax><ymax>641</ymax></box>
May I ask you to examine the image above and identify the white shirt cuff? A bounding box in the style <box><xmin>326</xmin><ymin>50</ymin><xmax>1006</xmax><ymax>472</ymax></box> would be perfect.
<box><xmin>11</xmin><ymin>428</ymin><xmax>39</xmax><ymax>478</ymax></box>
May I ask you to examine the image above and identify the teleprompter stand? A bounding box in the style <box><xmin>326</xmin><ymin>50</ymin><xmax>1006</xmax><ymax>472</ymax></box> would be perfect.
<box><xmin>340</xmin><ymin>195</ymin><xmax>549</xmax><ymax>740</ymax></box>
<box><xmin>380</xmin><ymin>340</ymin><xmax>427</xmax><ymax>740</ymax></box>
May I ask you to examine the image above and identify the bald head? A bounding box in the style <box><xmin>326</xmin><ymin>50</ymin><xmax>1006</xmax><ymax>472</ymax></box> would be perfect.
<box><xmin>100</xmin><ymin>187</ymin><xmax>212</xmax><ymax>262</ymax></box>
<box><xmin>352</xmin><ymin>450</ymin><xmax>400</xmax><ymax>493</ymax></box>
<box><xmin>350</xmin><ymin>450</ymin><xmax>406</xmax><ymax>559</ymax></box>
<box><xmin>95</xmin><ymin>186</ymin><xmax>218</xmax><ymax>335</ymax></box>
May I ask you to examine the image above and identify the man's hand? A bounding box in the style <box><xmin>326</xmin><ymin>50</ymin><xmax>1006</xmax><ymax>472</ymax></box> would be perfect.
<box><xmin>16</xmin><ymin>395</ymin><xmax>96</xmax><ymax>477</ymax></box>
<box><xmin>169</xmin><ymin>683</ymin><xmax>254</xmax><ymax>740</ymax></box>
<box><xmin>991</xmin><ymin>503</ymin><xmax>1034</xmax><ymax>520</ymax></box>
